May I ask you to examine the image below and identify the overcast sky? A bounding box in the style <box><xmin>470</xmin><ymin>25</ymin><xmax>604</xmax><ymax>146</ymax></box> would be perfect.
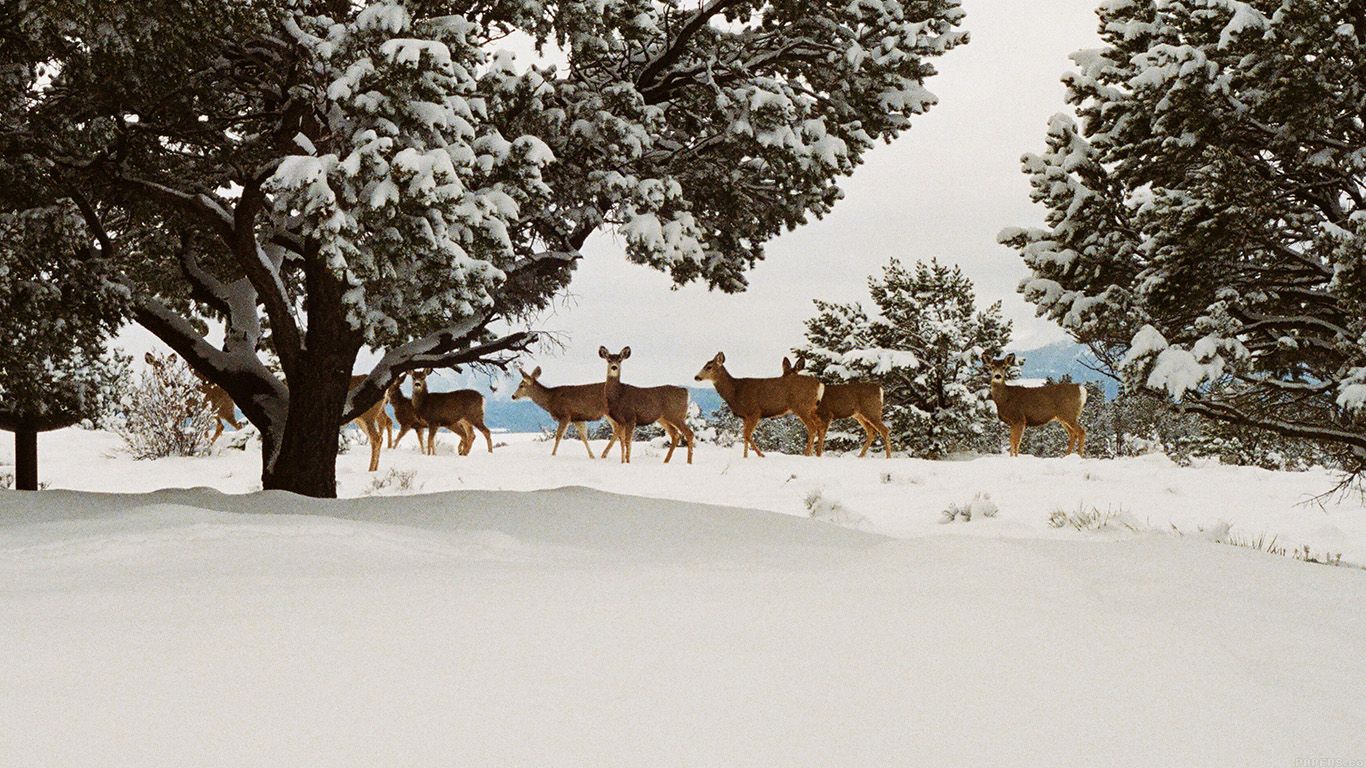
<box><xmin>123</xmin><ymin>0</ymin><xmax>1103</xmax><ymax>390</ymax></box>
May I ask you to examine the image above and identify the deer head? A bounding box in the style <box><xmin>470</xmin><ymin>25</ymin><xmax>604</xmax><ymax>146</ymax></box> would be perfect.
<box><xmin>599</xmin><ymin>346</ymin><xmax>630</xmax><ymax>379</ymax></box>
<box><xmin>693</xmin><ymin>352</ymin><xmax>726</xmax><ymax>382</ymax></box>
<box><xmin>981</xmin><ymin>353</ymin><xmax>1021</xmax><ymax>384</ymax></box>
<box><xmin>781</xmin><ymin>355</ymin><xmax>806</xmax><ymax>376</ymax></box>
<box><xmin>409</xmin><ymin>368</ymin><xmax>433</xmax><ymax>394</ymax></box>
<box><xmin>512</xmin><ymin>366</ymin><xmax>543</xmax><ymax>400</ymax></box>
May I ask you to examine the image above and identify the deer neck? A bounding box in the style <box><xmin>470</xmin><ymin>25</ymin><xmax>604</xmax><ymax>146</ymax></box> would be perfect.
<box><xmin>712</xmin><ymin>366</ymin><xmax>739</xmax><ymax>405</ymax></box>
<box><xmin>604</xmin><ymin>371</ymin><xmax>623</xmax><ymax>400</ymax></box>
<box><xmin>526</xmin><ymin>380</ymin><xmax>554</xmax><ymax>408</ymax></box>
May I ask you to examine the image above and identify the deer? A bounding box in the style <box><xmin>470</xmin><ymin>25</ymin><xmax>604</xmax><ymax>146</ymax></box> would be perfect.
<box><xmin>386</xmin><ymin>372</ymin><xmax>431</xmax><ymax>453</ymax></box>
<box><xmin>782</xmin><ymin>356</ymin><xmax>892</xmax><ymax>458</ymax></box>
<box><xmin>511</xmin><ymin>366</ymin><xmax>618</xmax><ymax>459</ymax></box>
<box><xmin>980</xmin><ymin>353</ymin><xmax>1087</xmax><ymax>456</ymax></box>
<box><xmin>144</xmin><ymin>352</ymin><xmax>242</xmax><ymax>445</ymax></box>
<box><xmin>598</xmin><ymin>346</ymin><xmax>694</xmax><ymax>464</ymax></box>
<box><xmin>694</xmin><ymin>351</ymin><xmax>824</xmax><ymax>458</ymax></box>
<box><xmin>409</xmin><ymin>368</ymin><xmax>492</xmax><ymax>456</ymax></box>
<box><xmin>347</xmin><ymin>375</ymin><xmax>390</xmax><ymax>472</ymax></box>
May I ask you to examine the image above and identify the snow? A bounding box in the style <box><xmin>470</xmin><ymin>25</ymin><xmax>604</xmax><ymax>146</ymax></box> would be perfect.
<box><xmin>3</xmin><ymin>429</ymin><xmax>1366</xmax><ymax>765</ymax></box>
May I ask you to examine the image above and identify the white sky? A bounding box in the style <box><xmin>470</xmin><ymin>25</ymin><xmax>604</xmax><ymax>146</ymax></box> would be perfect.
<box><xmin>122</xmin><ymin>0</ymin><xmax>1102</xmax><ymax>388</ymax></box>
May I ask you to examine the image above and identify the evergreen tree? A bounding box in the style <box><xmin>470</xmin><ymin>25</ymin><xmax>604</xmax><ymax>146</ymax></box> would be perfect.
<box><xmin>0</xmin><ymin>203</ymin><xmax>127</xmax><ymax>489</ymax></box>
<box><xmin>1001</xmin><ymin>0</ymin><xmax>1366</xmax><ymax>475</ymax></box>
<box><xmin>2</xmin><ymin>0</ymin><xmax>968</xmax><ymax>496</ymax></box>
<box><xmin>798</xmin><ymin>258</ymin><xmax>1011</xmax><ymax>458</ymax></box>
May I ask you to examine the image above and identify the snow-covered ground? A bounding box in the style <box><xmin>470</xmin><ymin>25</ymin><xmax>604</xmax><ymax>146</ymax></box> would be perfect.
<box><xmin>3</xmin><ymin>428</ymin><xmax>1366</xmax><ymax>766</ymax></box>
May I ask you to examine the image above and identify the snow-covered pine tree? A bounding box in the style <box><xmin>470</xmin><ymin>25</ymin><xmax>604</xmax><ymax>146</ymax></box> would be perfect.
<box><xmin>3</xmin><ymin>0</ymin><xmax>968</xmax><ymax>496</ymax></box>
<box><xmin>1000</xmin><ymin>0</ymin><xmax>1366</xmax><ymax>476</ymax></box>
<box><xmin>797</xmin><ymin>258</ymin><xmax>1011</xmax><ymax>458</ymax></box>
<box><xmin>0</xmin><ymin>204</ymin><xmax>127</xmax><ymax>490</ymax></box>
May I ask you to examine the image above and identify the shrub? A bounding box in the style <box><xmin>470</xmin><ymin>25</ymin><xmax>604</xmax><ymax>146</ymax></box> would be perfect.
<box><xmin>112</xmin><ymin>354</ymin><xmax>217</xmax><ymax>459</ymax></box>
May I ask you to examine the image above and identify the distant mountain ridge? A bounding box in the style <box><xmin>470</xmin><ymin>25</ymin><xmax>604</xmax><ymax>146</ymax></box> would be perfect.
<box><xmin>1013</xmin><ymin>340</ymin><xmax>1118</xmax><ymax>398</ymax></box>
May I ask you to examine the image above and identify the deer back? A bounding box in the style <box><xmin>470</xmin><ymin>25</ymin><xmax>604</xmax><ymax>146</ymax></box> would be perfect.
<box><xmin>544</xmin><ymin>382</ymin><xmax>609</xmax><ymax>422</ymax></box>
<box><xmin>722</xmin><ymin>374</ymin><xmax>823</xmax><ymax>419</ymax></box>
<box><xmin>819</xmin><ymin>382</ymin><xmax>883</xmax><ymax>421</ymax></box>
<box><xmin>992</xmin><ymin>382</ymin><xmax>1086</xmax><ymax>427</ymax></box>
<box><xmin>416</xmin><ymin>389</ymin><xmax>485</xmax><ymax>428</ymax></box>
<box><xmin>606</xmin><ymin>381</ymin><xmax>688</xmax><ymax>426</ymax></box>
<box><xmin>198</xmin><ymin>383</ymin><xmax>237</xmax><ymax>422</ymax></box>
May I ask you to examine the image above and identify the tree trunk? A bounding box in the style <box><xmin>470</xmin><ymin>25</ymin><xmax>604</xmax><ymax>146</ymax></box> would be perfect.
<box><xmin>14</xmin><ymin>428</ymin><xmax>37</xmax><ymax>491</ymax></box>
<box><xmin>260</xmin><ymin>352</ymin><xmax>356</xmax><ymax>498</ymax></box>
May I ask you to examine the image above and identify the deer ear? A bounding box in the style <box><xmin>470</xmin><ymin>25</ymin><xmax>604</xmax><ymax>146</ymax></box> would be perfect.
<box><xmin>1004</xmin><ymin>354</ymin><xmax>1017</xmax><ymax>366</ymax></box>
<box><xmin>782</xmin><ymin>357</ymin><xmax>793</xmax><ymax>375</ymax></box>
<box><xmin>531</xmin><ymin>366</ymin><xmax>541</xmax><ymax>379</ymax></box>
<box><xmin>598</xmin><ymin>346</ymin><xmax>609</xmax><ymax>359</ymax></box>
<box><xmin>714</xmin><ymin>352</ymin><xmax>725</xmax><ymax>365</ymax></box>
<box><xmin>620</xmin><ymin>346</ymin><xmax>631</xmax><ymax>359</ymax></box>
<box><xmin>794</xmin><ymin>356</ymin><xmax>806</xmax><ymax>372</ymax></box>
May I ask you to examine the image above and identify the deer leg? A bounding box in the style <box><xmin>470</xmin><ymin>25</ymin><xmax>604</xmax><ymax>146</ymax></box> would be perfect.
<box><xmin>426</xmin><ymin>426</ymin><xmax>438</xmax><ymax>455</ymax></box>
<box><xmin>661</xmin><ymin>423</ymin><xmax>679</xmax><ymax>464</ymax></box>
<box><xmin>473</xmin><ymin>416</ymin><xmax>494</xmax><ymax>453</ymax></box>
<box><xmin>366</xmin><ymin>424</ymin><xmax>382</xmax><ymax>472</ymax></box>
<box><xmin>742</xmin><ymin>416</ymin><xmax>765</xmax><ymax>458</ymax></box>
<box><xmin>679</xmin><ymin>420</ymin><xmax>695</xmax><ymax>464</ymax></box>
<box><xmin>393</xmin><ymin>425</ymin><xmax>408</xmax><ymax>449</ymax></box>
<box><xmin>799</xmin><ymin>412</ymin><xmax>818</xmax><ymax>457</ymax></box>
<box><xmin>621</xmin><ymin>421</ymin><xmax>635</xmax><ymax>464</ymax></box>
<box><xmin>875</xmin><ymin>418</ymin><xmax>893</xmax><ymax>458</ymax></box>
<box><xmin>851</xmin><ymin>415</ymin><xmax>876</xmax><ymax>458</ymax></box>
<box><xmin>574</xmin><ymin>421</ymin><xmax>596</xmax><ymax>459</ymax></box>
<box><xmin>552</xmin><ymin>420</ymin><xmax>568</xmax><ymax>456</ymax></box>
<box><xmin>1009</xmin><ymin>422</ymin><xmax>1025</xmax><ymax>457</ymax></box>
<box><xmin>599</xmin><ymin>419</ymin><xmax>617</xmax><ymax>459</ymax></box>
<box><xmin>209</xmin><ymin>419</ymin><xmax>224</xmax><ymax>446</ymax></box>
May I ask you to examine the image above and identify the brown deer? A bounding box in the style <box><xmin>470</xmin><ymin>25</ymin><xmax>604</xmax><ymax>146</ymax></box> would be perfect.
<box><xmin>511</xmin><ymin>366</ymin><xmax>618</xmax><ymax>459</ymax></box>
<box><xmin>347</xmin><ymin>375</ymin><xmax>390</xmax><ymax>472</ymax></box>
<box><xmin>144</xmin><ymin>352</ymin><xmax>242</xmax><ymax>445</ymax></box>
<box><xmin>981</xmin><ymin>353</ymin><xmax>1087</xmax><ymax>456</ymax></box>
<box><xmin>782</xmin><ymin>356</ymin><xmax>892</xmax><ymax>458</ymax></box>
<box><xmin>386</xmin><ymin>372</ymin><xmax>430</xmax><ymax>453</ymax></box>
<box><xmin>598</xmin><ymin>346</ymin><xmax>694</xmax><ymax>464</ymax></box>
<box><xmin>410</xmin><ymin>369</ymin><xmax>492</xmax><ymax>456</ymax></box>
<box><xmin>694</xmin><ymin>351</ymin><xmax>824</xmax><ymax>458</ymax></box>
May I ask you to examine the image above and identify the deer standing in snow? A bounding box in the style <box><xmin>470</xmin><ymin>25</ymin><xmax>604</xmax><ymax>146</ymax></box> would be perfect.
<box><xmin>410</xmin><ymin>369</ymin><xmax>491</xmax><ymax>456</ymax></box>
<box><xmin>981</xmin><ymin>353</ymin><xmax>1087</xmax><ymax>456</ymax></box>
<box><xmin>782</xmin><ymin>356</ymin><xmax>892</xmax><ymax>458</ymax></box>
<box><xmin>512</xmin><ymin>366</ymin><xmax>618</xmax><ymax>459</ymax></box>
<box><xmin>694</xmin><ymin>351</ymin><xmax>824</xmax><ymax>457</ymax></box>
<box><xmin>598</xmin><ymin>347</ymin><xmax>694</xmax><ymax>464</ymax></box>
<box><xmin>385</xmin><ymin>372</ymin><xmax>436</xmax><ymax>453</ymax></box>
<box><xmin>346</xmin><ymin>375</ymin><xmax>390</xmax><ymax>472</ymax></box>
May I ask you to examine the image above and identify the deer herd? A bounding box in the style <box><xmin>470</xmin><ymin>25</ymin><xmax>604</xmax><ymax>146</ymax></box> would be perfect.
<box><xmin>162</xmin><ymin>349</ymin><xmax>1089</xmax><ymax>471</ymax></box>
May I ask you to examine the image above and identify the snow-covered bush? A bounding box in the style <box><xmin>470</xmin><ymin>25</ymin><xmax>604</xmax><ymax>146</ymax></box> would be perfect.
<box><xmin>797</xmin><ymin>258</ymin><xmax>1011</xmax><ymax>458</ymax></box>
<box><xmin>703</xmin><ymin>408</ymin><xmax>809</xmax><ymax>454</ymax></box>
<box><xmin>804</xmin><ymin>489</ymin><xmax>869</xmax><ymax>529</ymax></box>
<box><xmin>112</xmin><ymin>355</ymin><xmax>218</xmax><ymax>460</ymax></box>
<box><xmin>362</xmin><ymin>468</ymin><xmax>420</xmax><ymax>497</ymax></box>
<box><xmin>1047</xmin><ymin>504</ymin><xmax>1140</xmax><ymax>533</ymax></box>
<box><xmin>940</xmin><ymin>492</ymin><xmax>998</xmax><ymax>523</ymax></box>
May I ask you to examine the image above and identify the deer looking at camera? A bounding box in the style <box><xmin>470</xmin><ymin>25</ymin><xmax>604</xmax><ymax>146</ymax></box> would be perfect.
<box><xmin>512</xmin><ymin>366</ymin><xmax>618</xmax><ymax>459</ymax></box>
<box><xmin>385</xmin><ymin>372</ymin><xmax>441</xmax><ymax>453</ymax></box>
<box><xmin>144</xmin><ymin>352</ymin><xmax>242</xmax><ymax>445</ymax></box>
<box><xmin>695</xmin><ymin>351</ymin><xmax>824</xmax><ymax>458</ymax></box>
<box><xmin>598</xmin><ymin>346</ymin><xmax>694</xmax><ymax>464</ymax></box>
<box><xmin>346</xmin><ymin>375</ymin><xmax>390</xmax><ymax>472</ymax></box>
<box><xmin>410</xmin><ymin>369</ymin><xmax>491</xmax><ymax>456</ymax></box>
<box><xmin>782</xmin><ymin>356</ymin><xmax>892</xmax><ymax>458</ymax></box>
<box><xmin>981</xmin><ymin>353</ymin><xmax>1087</xmax><ymax>456</ymax></box>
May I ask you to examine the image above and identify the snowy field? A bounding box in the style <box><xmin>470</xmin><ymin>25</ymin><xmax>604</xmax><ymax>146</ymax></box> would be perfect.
<box><xmin>3</xmin><ymin>428</ymin><xmax>1366</xmax><ymax>766</ymax></box>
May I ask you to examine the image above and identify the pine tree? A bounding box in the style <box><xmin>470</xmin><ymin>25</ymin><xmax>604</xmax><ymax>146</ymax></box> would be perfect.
<box><xmin>1001</xmin><ymin>0</ymin><xmax>1366</xmax><ymax>475</ymax></box>
<box><xmin>798</xmin><ymin>258</ymin><xmax>1011</xmax><ymax>458</ymax></box>
<box><xmin>2</xmin><ymin>0</ymin><xmax>969</xmax><ymax>496</ymax></box>
<box><xmin>0</xmin><ymin>203</ymin><xmax>127</xmax><ymax>489</ymax></box>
